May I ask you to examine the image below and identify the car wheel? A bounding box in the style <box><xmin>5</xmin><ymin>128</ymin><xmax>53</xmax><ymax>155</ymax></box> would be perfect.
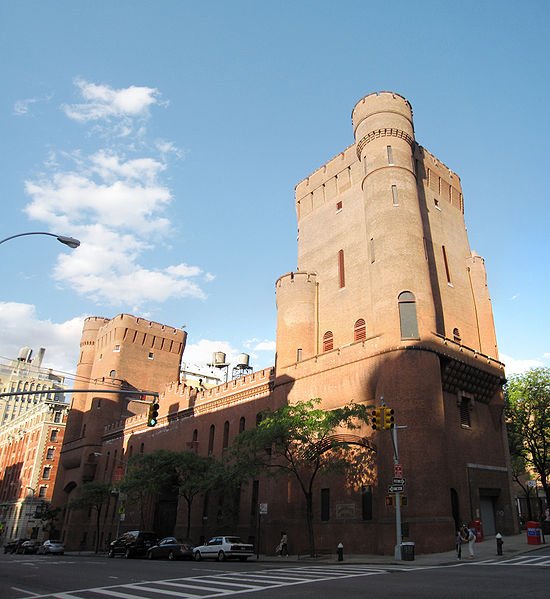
<box><xmin>147</xmin><ymin>551</ymin><xmax>154</xmax><ymax>560</ymax></box>
<box><xmin>168</xmin><ymin>551</ymin><xmax>176</xmax><ymax>561</ymax></box>
<box><xmin>193</xmin><ymin>551</ymin><xmax>202</xmax><ymax>561</ymax></box>
<box><xmin>125</xmin><ymin>548</ymin><xmax>132</xmax><ymax>559</ymax></box>
<box><xmin>217</xmin><ymin>550</ymin><xmax>226</xmax><ymax>562</ymax></box>
<box><xmin>239</xmin><ymin>556</ymin><xmax>248</xmax><ymax>562</ymax></box>
<box><xmin>108</xmin><ymin>549</ymin><xmax>115</xmax><ymax>558</ymax></box>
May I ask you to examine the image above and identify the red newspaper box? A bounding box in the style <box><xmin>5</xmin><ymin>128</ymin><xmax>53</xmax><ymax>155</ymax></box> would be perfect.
<box><xmin>526</xmin><ymin>521</ymin><xmax>542</xmax><ymax>545</ymax></box>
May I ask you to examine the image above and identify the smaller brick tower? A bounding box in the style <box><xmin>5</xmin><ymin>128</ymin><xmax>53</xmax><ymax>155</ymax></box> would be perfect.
<box><xmin>53</xmin><ymin>314</ymin><xmax>185</xmax><ymax>549</ymax></box>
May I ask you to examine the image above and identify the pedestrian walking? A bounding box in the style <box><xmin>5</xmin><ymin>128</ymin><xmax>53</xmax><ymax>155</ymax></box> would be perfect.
<box><xmin>276</xmin><ymin>532</ymin><xmax>288</xmax><ymax>557</ymax></box>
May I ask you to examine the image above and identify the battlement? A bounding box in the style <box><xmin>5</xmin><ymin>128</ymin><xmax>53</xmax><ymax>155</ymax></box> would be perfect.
<box><xmin>275</xmin><ymin>271</ymin><xmax>317</xmax><ymax>289</ymax></box>
<box><xmin>352</xmin><ymin>91</ymin><xmax>413</xmax><ymax>135</ymax></box>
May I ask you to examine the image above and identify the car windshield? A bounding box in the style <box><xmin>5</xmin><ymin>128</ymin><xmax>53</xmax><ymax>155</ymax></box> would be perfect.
<box><xmin>226</xmin><ymin>537</ymin><xmax>243</xmax><ymax>544</ymax></box>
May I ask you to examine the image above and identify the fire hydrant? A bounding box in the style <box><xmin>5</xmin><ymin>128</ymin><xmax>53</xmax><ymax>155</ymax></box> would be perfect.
<box><xmin>337</xmin><ymin>542</ymin><xmax>344</xmax><ymax>561</ymax></box>
<box><xmin>496</xmin><ymin>533</ymin><xmax>503</xmax><ymax>556</ymax></box>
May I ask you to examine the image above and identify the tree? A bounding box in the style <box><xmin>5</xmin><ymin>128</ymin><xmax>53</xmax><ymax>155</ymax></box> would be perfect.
<box><xmin>229</xmin><ymin>399</ymin><xmax>373</xmax><ymax>557</ymax></box>
<box><xmin>173</xmin><ymin>452</ymin><xmax>221</xmax><ymax>540</ymax></box>
<box><xmin>120</xmin><ymin>450</ymin><xmax>180</xmax><ymax>529</ymax></box>
<box><xmin>68</xmin><ymin>482</ymin><xmax>112</xmax><ymax>553</ymax></box>
<box><xmin>506</xmin><ymin>367</ymin><xmax>550</xmax><ymax>512</ymax></box>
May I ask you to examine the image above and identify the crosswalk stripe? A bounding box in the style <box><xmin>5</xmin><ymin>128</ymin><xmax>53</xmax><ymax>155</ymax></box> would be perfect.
<box><xmin>123</xmin><ymin>583</ymin><xmax>202</xmax><ymax>597</ymax></box>
<box><xmin>153</xmin><ymin>580</ymin><xmax>234</xmax><ymax>594</ymax></box>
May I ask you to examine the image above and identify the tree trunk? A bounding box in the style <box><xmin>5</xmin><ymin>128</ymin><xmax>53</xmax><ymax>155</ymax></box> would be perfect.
<box><xmin>95</xmin><ymin>506</ymin><xmax>102</xmax><ymax>554</ymax></box>
<box><xmin>305</xmin><ymin>491</ymin><xmax>315</xmax><ymax>557</ymax></box>
<box><xmin>185</xmin><ymin>497</ymin><xmax>193</xmax><ymax>540</ymax></box>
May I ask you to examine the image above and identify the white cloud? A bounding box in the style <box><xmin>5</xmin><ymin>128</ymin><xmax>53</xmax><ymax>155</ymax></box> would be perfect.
<box><xmin>501</xmin><ymin>353</ymin><xmax>547</xmax><ymax>376</ymax></box>
<box><xmin>13</xmin><ymin>93</ymin><xmax>53</xmax><ymax>116</ymax></box>
<box><xmin>0</xmin><ymin>302</ymin><xmax>84</xmax><ymax>373</ymax></box>
<box><xmin>251</xmin><ymin>339</ymin><xmax>276</xmax><ymax>352</ymax></box>
<box><xmin>62</xmin><ymin>79</ymin><xmax>161</xmax><ymax>122</ymax></box>
<box><xmin>24</xmin><ymin>146</ymin><xmax>209</xmax><ymax>306</ymax></box>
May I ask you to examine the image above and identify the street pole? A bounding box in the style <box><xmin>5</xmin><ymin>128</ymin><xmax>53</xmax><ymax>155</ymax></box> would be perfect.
<box><xmin>391</xmin><ymin>425</ymin><xmax>402</xmax><ymax>560</ymax></box>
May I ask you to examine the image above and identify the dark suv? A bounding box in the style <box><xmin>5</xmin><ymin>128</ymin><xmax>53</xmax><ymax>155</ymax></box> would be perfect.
<box><xmin>108</xmin><ymin>531</ymin><xmax>158</xmax><ymax>558</ymax></box>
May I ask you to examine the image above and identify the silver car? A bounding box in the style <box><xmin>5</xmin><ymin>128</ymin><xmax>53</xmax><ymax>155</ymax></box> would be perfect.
<box><xmin>193</xmin><ymin>536</ymin><xmax>254</xmax><ymax>562</ymax></box>
<box><xmin>37</xmin><ymin>539</ymin><xmax>65</xmax><ymax>555</ymax></box>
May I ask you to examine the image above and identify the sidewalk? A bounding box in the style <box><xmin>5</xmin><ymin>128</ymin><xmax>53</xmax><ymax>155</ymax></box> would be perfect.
<box><xmin>259</xmin><ymin>533</ymin><xmax>547</xmax><ymax>566</ymax></box>
<box><xmin>64</xmin><ymin>533</ymin><xmax>546</xmax><ymax>566</ymax></box>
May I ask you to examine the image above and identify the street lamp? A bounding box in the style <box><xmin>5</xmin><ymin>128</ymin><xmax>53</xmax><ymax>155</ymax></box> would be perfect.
<box><xmin>0</xmin><ymin>231</ymin><xmax>80</xmax><ymax>249</ymax></box>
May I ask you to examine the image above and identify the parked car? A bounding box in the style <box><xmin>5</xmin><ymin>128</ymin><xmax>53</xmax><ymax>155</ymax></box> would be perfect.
<box><xmin>37</xmin><ymin>539</ymin><xmax>65</xmax><ymax>555</ymax></box>
<box><xmin>146</xmin><ymin>537</ymin><xmax>194</xmax><ymax>561</ymax></box>
<box><xmin>193</xmin><ymin>536</ymin><xmax>254</xmax><ymax>561</ymax></box>
<box><xmin>3</xmin><ymin>538</ymin><xmax>29</xmax><ymax>554</ymax></box>
<box><xmin>108</xmin><ymin>531</ymin><xmax>158</xmax><ymax>558</ymax></box>
<box><xmin>17</xmin><ymin>539</ymin><xmax>42</xmax><ymax>554</ymax></box>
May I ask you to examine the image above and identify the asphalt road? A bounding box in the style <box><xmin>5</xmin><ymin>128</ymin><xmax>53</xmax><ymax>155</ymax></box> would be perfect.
<box><xmin>1</xmin><ymin>547</ymin><xmax>548</xmax><ymax>599</ymax></box>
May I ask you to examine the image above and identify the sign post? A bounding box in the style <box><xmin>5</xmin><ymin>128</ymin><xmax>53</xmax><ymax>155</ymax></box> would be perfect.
<box><xmin>257</xmin><ymin>503</ymin><xmax>268</xmax><ymax>560</ymax></box>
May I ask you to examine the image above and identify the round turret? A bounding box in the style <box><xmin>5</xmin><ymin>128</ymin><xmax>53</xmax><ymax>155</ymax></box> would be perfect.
<box><xmin>275</xmin><ymin>271</ymin><xmax>317</xmax><ymax>371</ymax></box>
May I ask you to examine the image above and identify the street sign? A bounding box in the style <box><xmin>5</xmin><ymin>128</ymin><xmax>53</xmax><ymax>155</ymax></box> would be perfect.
<box><xmin>389</xmin><ymin>485</ymin><xmax>404</xmax><ymax>493</ymax></box>
<box><xmin>394</xmin><ymin>463</ymin><xmax>403</xmax><ymax>477</ymax></box>
<box><xmin>392</xmin><ymin>478</ymin><xmax>405</xmax><ymax>485</ymax></box>
<box><xmin>259</xmin><ymin>503</ymin><xmax>268</xmax><ymax>515</ymax></box>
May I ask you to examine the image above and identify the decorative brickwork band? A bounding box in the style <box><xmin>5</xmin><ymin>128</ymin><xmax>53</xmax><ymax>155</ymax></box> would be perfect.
<box><xmin>356</xmin><ymin>127</ymin><xmax>414</xmax><ymax>159</ymax></box>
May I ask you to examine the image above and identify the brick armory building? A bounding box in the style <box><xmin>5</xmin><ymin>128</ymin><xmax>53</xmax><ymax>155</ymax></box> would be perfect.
<box><xmin>53</xmin><ymin>91</ymin><xmax>516</xmax><ymax>555</ymax></box>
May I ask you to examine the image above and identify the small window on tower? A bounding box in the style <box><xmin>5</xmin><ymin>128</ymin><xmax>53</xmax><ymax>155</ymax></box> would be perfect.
<box><xmin>387</xmin><ymin>145</ymin><xmax>394</xmax><ymax>164</ymax></box>
<box><xmin>323</xmin><ymin>331</ymin><xmax>334</xmax><ymax>352</ymax></box>
<box><xmin>453</xmin><ymin>328</ymin><xmax>461</xmax><ymax>343</ymax></box>
<box><xmin>113</xmin><ymin>344</ymin><xmax>120</xmax><ymax>352</ymax></box>
<box><xmin>392</xmin><ymin>185</ymin><xmax>399</xmax><ymax>206</ymax></box>
<box><xmin>296</xmin><ymin>348</ymin><xmax>303</xmax><ymax>362</ymax></box>
<box><xmin>336</xmin><ymin>200</ymin><xmax>343</xmax><ymax>212</ymax></box>
<box><xmin>338</xmin><ymin>250</ymin><xmax>345</xmax><ymax>288</ymax></box>
<box><xmin>354</xmin><ymin>319</ymin><xmax>367</xmax><ymax>342</ymax></box>
<box><xmin>148</xmin><ymin>352</ymin><xmax>154</xmax><ymax>360</ymax></box>
<box><xmin>434</xmin><ymin>198</ymin><xmax>440</xmax><ymax>210</ymax></box>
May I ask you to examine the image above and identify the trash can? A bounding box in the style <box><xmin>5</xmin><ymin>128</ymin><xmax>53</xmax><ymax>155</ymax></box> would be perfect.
<box><xmin>526</xmin><ymin>521</ymin><xmax>542</xmax><ymax>545</ymax></box>
<box><xmin>401</xmin><ymin>542</ymin><xmax>415</xmax><ymax>561</ymax></box>
<box><xmin>469</xmin><ymin>519</ymin><xmax>484</xmax><ymax>542</ymax></box>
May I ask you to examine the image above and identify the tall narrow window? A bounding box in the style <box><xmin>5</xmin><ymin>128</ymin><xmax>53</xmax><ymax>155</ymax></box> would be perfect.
<box><xmin>192</xmin><ymin>429</ymin><xmax>198</xmax><ymax>443</ymax></box>
<box><xmin>398</xmin><ymin>291</ymin><xmax>419</xmax><ymax>339</ymax></box>
<box><xmin>370</xmin><ymin>238</ymin><xmax>375</xmax><ymax>263</ymax></box>
<box><xmin>239</xmin><ymin>417</ymin><xmax>246</xmax><ymax>433</ymax></box>
<box><xmin>321</xmin><ymin>488</ymin><xmax>330</xmax><ymax>521</ymax></box>
<box><xmin>453</xmin><ymin>328</ymin><xmax>461</xmax><ymax>343</ymax></box>
<box><xmin>296</xmin><ymin>348</ymin><xmax>303</xmax><ymax>362</ymax></box>
<box><xmin>460</xmin><ymin>397</ymin><xmax>472</xmax><ymax>427</ymax></box>
<box><xmin>442</xmin><ymin>246</ymin><xmax>452</xmax><ymax>284</ymax></box>
<box><xmin>338</xmin><ymin>250</ymin><xmax>345</xmax><ymax>288</ymax></box>
<box><xmin>361</xmin><ymin>485</ymin><xmax>373</xmax><ymax>520</ymax></box>
<box><xmin>208</xmin><ymin>425</ymin><xmax>215</xmax><ymax>455</ymax></box>
<box><xmin>223</xmin><ymin>421</ymin><xmax>230</xmax><ymax>449</ymax></box>
<box><xmin>354</xmin><ymin>319</ymin><xmax>367</xmax><ymax>342</ymax></box>
<box><xmin>42</xmin><ymin>467</ymin><xmax>51</xmax><ymax>480</ymax></box>
<box><xmin>323</xmin><ymin>331</ymin><xmax>334</xmax><ymax>352</ymax></box>
<box><xmin>387</xmin><ymin>145</ymin><xmax>394</xmax><ymax>164</ymax></box>
<box><xmin>46</xmin><ymin>448</ymin><xmax>54</xmax><ymax>460</ymax></box>
<box><xmin>392</xmin><ymin>184</ymin><xmax>399</xmax><ymax>206</ymax></box>
<box><xmin>251</xmin><ymin>480</ymin><xmax>259</xmax><ymax>516</ymax></box>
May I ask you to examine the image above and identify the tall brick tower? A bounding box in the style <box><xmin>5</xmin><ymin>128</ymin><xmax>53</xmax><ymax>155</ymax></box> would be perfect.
<box><xmin>275</xmin><ymin>91</ymin><xmax>515</xmax><ymax>553</ymax></box>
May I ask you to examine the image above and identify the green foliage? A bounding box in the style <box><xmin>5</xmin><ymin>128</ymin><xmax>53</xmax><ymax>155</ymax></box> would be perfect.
<box><xmin>230</xmin><ymin>398</ymin><xmax>373</xmax><ymax>556</ymax></box>
<box><xmin>68</xmin><ymin>481</ymin><xmax>112</xmax><ymax>511</ymax></box>
<box><xmin>505</xmin><ymin>367</ymin><xmax>550</xmax><ymax>505</ymax></box>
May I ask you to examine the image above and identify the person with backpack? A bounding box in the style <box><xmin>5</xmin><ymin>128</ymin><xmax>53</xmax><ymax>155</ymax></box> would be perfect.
<box><xmin>464</xmin><ymin>525</ymin><xmax>476</xmax><ymax>558</ymax></box>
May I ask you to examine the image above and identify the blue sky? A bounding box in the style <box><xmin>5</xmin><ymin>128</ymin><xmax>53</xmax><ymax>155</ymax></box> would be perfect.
<box><xmin>1</xmin><ymin>0</ymin><xmax>548</xmax><ymax>378</ymax></box>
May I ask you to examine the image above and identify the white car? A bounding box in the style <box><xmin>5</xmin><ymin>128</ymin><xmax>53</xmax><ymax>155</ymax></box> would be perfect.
<box><xmin>193</xmin><ymin>536</ymin><xmax>254</xmax><ymax>561</ymax></box>
<box><xmin>37</xmin><ymin>539</ymin><xmax>65</xmax><ymax>555</ymax></box>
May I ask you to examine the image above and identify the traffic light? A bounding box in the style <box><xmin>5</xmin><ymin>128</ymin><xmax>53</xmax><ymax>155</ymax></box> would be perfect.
<box><xmin>147</xmin><ymin>401</ymin><xmax>160</xmax><ymax>427</ymax></box>
<box><xmin>371</xmin><ymin>407</ymin><xmax>383</xmax><ymax>430</ymax></box>
<box><xmin>383</xmin><ymin>407</ymin><xmax>395</xmax><ymax>430</ymax></box>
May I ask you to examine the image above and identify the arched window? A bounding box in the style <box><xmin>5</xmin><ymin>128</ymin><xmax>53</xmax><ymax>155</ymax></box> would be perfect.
<box><xmin>208</xmin><ymin>425</ymin><xmax>215</xmax><ymax>455</ymax></box>
<box><xmin>354</xmin><ymin>319</ymin><xmax>367</xmax><ymax>342</ymax></box>
<box><xmin>323</xmin><ymin>331</ymin><xmax>334</xmax><ymax>352</ymax></box>
<box><xmin>192</xmin><ymin>429</ymin><xmax>198</xmax><ymax>443</ymax></box>
<box><xmin>223</xmin><ymin>421</ymin><xmax>230</xmax><ymax>449</ymax></box>
<box><xmin>239</xmin><ymin>416</ymin><xmax>246</xmax><ymax>433</ymax></box>
<box><xmin>398</xmin><ymin>291</ymin><xmax>419</xmax><ymax>339</ymax></box>
<box><xmin>453</xmin><ymin>328</ymin><xmax>461</xmax><ymax>343</ymax></box>
<box><xmin>256</xmin><ymin>412</ymin><xmax>263</xmax><ymax>427</ymax></box>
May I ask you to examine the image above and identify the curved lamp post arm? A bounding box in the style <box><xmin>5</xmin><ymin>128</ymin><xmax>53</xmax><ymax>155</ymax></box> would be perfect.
<box><xmin>0</xmin><ymin>231</ymin><xmax>80</xmax><ymax>248</ymax></box>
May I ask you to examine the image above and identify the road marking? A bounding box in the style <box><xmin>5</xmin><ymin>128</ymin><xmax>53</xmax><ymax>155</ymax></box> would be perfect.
<box><xmin>15</xmin><ymin>565</ymin><xmax>390</xmax><ymax>599</ymax></box>
<box><xmin>473</xmin><ymin>554</ymin><xmax>550</xmax><ymax>567</ymax></box>
<box><xmin>11</xmin><ymin>587</ymin><xmax>40</xmax><ymax>597</ymax></box>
